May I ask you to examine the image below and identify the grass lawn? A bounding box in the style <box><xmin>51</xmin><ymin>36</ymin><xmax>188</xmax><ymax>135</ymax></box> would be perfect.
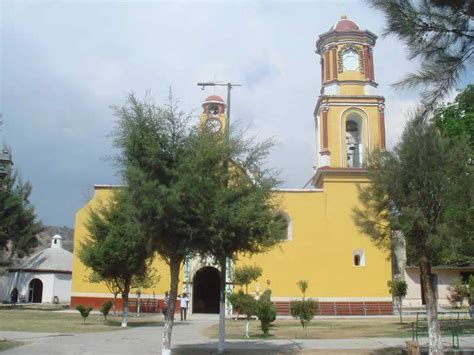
<box><xmin>0</xmin><ymin>309</ymin><xmax>163</xmax><ymax>333</ymax></box>
<box><xmin>204</xmin><ymin>318</ymin><xmax>414</xmax><ymax>340</ymax></box>
<box><xmin>0</xmin><ymin>340</ymin><xmax>24</xmax><ymax>352</ymax></box>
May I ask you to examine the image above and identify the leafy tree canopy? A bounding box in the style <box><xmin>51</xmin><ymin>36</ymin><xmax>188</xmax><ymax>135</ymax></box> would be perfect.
<box><xmin>354</xmin><ymin>116</ymin><xmax>473</xmax><ymax>266</ymax></box>
<box><xmin>369</xmin><ymin>0</ymin><xmax>474</xmax><ymax>109</ymax></box>
<box><xmin>0</xmin><ymin>163</ymin><xmax>42</xmax><ymax>261</ymax></box>
<box><xmin>233</xmin><ymin>264</ymin><xmax>262</xmax><ymax>294</ymax></box>
<box><xmin>80</xmin><ymin>190</ymin><xmax>153</xmax><ymax>288</ymax></box>
<box><xmin>434</xmin><ymin>84</ymin><xmax>474</xmax><ymax>147</ymax></box>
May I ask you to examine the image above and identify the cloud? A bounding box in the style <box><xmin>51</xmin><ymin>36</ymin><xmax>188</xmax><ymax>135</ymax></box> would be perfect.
<box><xmin>1</xmin><ymin>0</ymin><xmax>424</xmax><ymax>226</ymax></box>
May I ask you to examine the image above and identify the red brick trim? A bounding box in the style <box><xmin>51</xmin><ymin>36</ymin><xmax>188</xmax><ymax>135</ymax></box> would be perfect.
<box><xmin>70</xmin><ymin>296</ymin><xmax>179</xmax><ymax>314</ymax></box>
<box><xmin>325</xmin><ymin>51</ymin><xmax>330</xmax><ymax>82</ymax></box>
<box><xmin>378</xmin><ymin>105</ymin><xmax>386</xmax><ymax>150</ymax></box>
<box><xmin>274</xmin><ymin>301</ymin><xmax>393</xmax><ymax>316</ymax></box>
<box><xmin>364</xmin><ymin>46</ymin><xmax>370</xmax><ymax>80</ymax></box>
<box><xmin>321</xmin><ymin>107</ymin><xmax>329</xmax><ymax>149</ymax></box>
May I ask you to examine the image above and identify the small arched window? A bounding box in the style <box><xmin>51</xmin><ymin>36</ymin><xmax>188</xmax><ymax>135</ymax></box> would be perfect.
<box><xmin>353</xmin><ymin>249</ymin><xmax>365</xmax><ymax>267</ymax></box>
<box><xmin>354</xmin><ymin>255</ymin><xmax>361</xmax><ymax>266</ymax></box>
<box><xmin>273</xmin><ymin>211</ymin><xmax>292</xmax><ymax>241</ymax></box>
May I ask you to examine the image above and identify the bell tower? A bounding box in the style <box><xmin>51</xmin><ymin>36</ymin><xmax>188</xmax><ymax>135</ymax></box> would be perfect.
<box><xmin>312</xmin><ymin>16</ymin><xmax>386</xmax><ymax>186</ymax></box>
<box><xmin>199</xmin><ymin>95</ymin><xmax>226</xmax><ymax>134</ymax></box>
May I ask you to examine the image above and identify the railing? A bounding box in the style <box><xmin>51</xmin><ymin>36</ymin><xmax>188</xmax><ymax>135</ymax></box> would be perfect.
<box><xmin>411</xmin><ymin>311</ymin><xmax>474</xmax><ymax>349</ymax></box>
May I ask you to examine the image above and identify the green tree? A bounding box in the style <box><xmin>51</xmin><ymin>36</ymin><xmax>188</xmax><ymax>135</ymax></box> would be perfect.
<box><xmin>388</xmin><ymin>279</ymin><xmax>408</xmax><ymax>323</ymax></box>
<box><xmin>79</xmin><ymin>190</ymin><xmax>153</xmax><ymax>328</ymax></box>
<box><xmin>233</xmin><ymin>265</ymin><xmax>263</xmax><ymax>295</ymax></box>
<box><xmin>100</xmin><ymin>300</ymin><xmax>114</xmax><ymax>321</ymax></box>
<box><xmin>290</xmin><ymin>280</ymin><xmax>318</xmax><ymax>336</ymax></box>
<box><xmin>354</xmin><ymin>116</ymin><xmax>472</xmax><ymax>354</ymax></box>
<box><xmin>76</xmin><ymin>305</ymin><xmax>93</xmax><ymax>324</ymax></box>
<box><xmin>110</xmin><ymin>92</ymin><xmax>283</xmax><ymax>354</ymax></box>
<box><xmin>87</xmin><ymin>272</ymin><xmax>121</xmax><ymax>315</ymax></box>
<box><xmin>227</xmin><ymin>290</ymin><xmax>257</xmax><ymax>338</ymax></box>
<box><xmin>447</xmin><ymin>277</ymin><xmax>469</xmax><ymax>308</ymax></box>
<box><xmin>368</xmin><ymin>0</ymin><xmax>474</xmax><ymax>110</ymax></box>
<box><xmin>432</xmin><ymin>86</ymin><xmax>474</xmax><ymax>266</ymax></box>
<box><xmin>255</xmin><ymin>289</ymin><xmax>276</xmax><ymax>337</ymax></box>
<box><xmin>468</xmin><ymin>275</ymin><xmax>474</xmax><ymax>306</ymax></box>
<box><xmin>0</xmin><ymin>163</ymin><xmax>42</xmax><ymax>267</ymax></box>
<box><xmin>434</xmin><ymin>85</ymin><xmax>474</xmax><ymax>147</ymax></box>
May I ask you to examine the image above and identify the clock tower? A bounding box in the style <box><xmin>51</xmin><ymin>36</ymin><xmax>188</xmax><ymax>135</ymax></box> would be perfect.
<box><xmin>200</xmin><ymin>95</ymin><xmax>226</xmax><ymax>134</ymax></box>
<box><xmin>312</xmin><ymin>16</ymin><xmax>386</xmax><ymax>187</ymax></box>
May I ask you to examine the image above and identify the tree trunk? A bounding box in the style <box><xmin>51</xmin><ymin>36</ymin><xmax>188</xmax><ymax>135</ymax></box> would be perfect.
<box><xmin>162</xmin><ymin>255</ymin><xmax>182</xmax><ymax>355</ymax></box>
<box><xmin>113</xmin><ymin>293</ymin><xmax>118</xmax><ymax>315</ymax></box>
<box><xmin>121</xmin><ymin>285</ymin><xmax>130</xmax><ymax>328</ymax></box>
<box><xmin>218</xmin><ymin>257</ymin><xmax>226</xmax><ymax>353</ymax></box>
<box><xmin>245</xmin><ymin>318</ymin><xmax>250</xmax><ymax>338</ymax></box>
<box><xmin>419</xmin><ymin>257</ymin><xmax>443</xmax><ymax>354</ymax></box>
<box><xmin>137</xmin><ymin>293</ymin><xmax>141</xmax><ymax>317</ymax></box>
<box><xmin>397</xmin><ymin>296</ymin><xmax>403</xmax><ymax>324</ymax></box>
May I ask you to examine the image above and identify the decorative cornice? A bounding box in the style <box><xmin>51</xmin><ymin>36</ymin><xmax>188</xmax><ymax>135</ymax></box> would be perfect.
<box><xmin>311</xmin><ymin>167</ymin><xmax>368</xmax><ymax>188</ymax></box>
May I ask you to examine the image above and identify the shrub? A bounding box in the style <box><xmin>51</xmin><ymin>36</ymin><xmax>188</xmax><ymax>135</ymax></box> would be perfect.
<box><xmin>387</xmin><ymin>279</ymin><xmax>408</xmax><ymax>323</ymax></box>
<box><xmin>255</xmin><ymin>289</ymin><xmax>276</xmax><ymax>337</ymax></box>
<box><xmin>228</xmin><ymin>290</ymin><xmax>257</xmax><ymax>338</ymax></box>
<box><xmin>100</xmin><ymin>300</ymin><xmax>114</xmax><ymax>321</ymax></box>
<box><xmin>233</xmin><ymin>265</ymin><xmax>263</xmax><ymax>295</ymax></box>
<box><xmin>76</xmin><ymin>305</ymin><xmax>93</xmax><ymax>324</ymax></box>
<box><xmin>290</xmin><ymin>299</ymin><xmax>318</xmax><ymax>334</ymax></box>
<box><xmin>469</xmin><ymin>276</ymin><xmax>474</xmax><ymax>306</ymax></box>
<box><xmin>290</xmin><ymin>280</ymin><xmax>318</xmax><ymax>336</ymax></box>
<box><xmin>447</xmin><ymin>277</ymin><xmax>469</xmax><ymax>308</ymax></box>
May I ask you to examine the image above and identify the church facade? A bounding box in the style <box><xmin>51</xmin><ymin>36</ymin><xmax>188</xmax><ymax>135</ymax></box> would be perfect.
<box><xmin>71</xmin><ymin>17</ymin><xmax>393</xmax><ymax>315</ymax></box>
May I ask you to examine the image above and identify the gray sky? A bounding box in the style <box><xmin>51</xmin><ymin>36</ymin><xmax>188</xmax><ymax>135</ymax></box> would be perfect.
<box><xmin>1</xmin><ymin>0</ymin><xmax>425</xmax><ymax>227</ymax></box>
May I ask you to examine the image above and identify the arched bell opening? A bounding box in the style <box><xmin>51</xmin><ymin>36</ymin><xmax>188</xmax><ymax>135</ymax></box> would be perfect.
<box><xmin>344</xmin><ymin>112</ymin><xmax>364</xmax><ymax>168</ymax></box>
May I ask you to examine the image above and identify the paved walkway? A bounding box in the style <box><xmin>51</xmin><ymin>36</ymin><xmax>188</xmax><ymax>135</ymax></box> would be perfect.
<box><xmin>1</xmin><ymin>314</ymin><xmax>473</xmax><ymax>354</ymax></box>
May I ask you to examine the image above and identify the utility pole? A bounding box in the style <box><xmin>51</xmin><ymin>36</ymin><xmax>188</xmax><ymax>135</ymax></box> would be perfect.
<box><xmin>197</xmin><ymin>81</ymin><xmax>241</xmax><ymax>354</ymax></box>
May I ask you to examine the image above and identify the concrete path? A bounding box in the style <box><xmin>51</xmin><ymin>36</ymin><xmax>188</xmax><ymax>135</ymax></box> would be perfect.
<box><xmin>1</xmin><ymin>314</ymin><xmax>474</xmax><ymax>354</ymax></box>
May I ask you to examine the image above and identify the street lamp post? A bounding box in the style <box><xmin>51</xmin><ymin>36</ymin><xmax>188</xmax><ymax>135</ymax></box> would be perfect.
<box><xmin>197</xmin><ymin>81</ymin><xmax>241</xmax><ymax>354</ymax></box>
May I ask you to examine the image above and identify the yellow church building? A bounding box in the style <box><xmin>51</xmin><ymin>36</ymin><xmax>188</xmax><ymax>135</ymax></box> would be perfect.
<box><xmin>71</xmin><ymin>16</ymin><xmax>393</xmax><ymax>316</ymax></box>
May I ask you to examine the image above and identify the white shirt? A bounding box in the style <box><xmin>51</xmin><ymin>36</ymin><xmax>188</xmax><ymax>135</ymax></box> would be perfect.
<box><xmin>179</xmin><ymin>296</ymin><xmax>189</xmax><ymax>308</ymax></box>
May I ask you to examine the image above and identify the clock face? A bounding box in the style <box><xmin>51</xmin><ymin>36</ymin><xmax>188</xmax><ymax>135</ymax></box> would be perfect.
<box><xmin>205</xmin><ymin>118</ymin><xmax>222</xmax><ymax>133</ymax></box>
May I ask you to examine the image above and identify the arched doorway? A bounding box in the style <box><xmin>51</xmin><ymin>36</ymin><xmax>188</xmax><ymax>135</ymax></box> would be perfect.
<box><xmin>192</xmin><ymin>266</ymin><xmax>220</xmax><ymax>314</ymax></box>
<box><xmin>28</xmin><ymin>278</ymin><xmax>43</xmax><ymax>303</ymax></box>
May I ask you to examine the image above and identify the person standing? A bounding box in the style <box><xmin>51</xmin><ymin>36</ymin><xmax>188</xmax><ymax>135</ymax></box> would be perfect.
<box><xmin>179</xmin><ymin>293</ymin><xmax>189</xmax><ymax>321</ymax></box>
<box><xmin>163</xmin><ymin>291</ymin><xmax>169</xmax><ymax>317</ymax></box>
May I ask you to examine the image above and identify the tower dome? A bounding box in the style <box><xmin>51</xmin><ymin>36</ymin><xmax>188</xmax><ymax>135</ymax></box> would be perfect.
<box><xmin>333</xmin><ymin>15</ymin><xmax>360</xmax><ymax>32</ymax></box>
<box><xmin>203</xmin><ymin>95</ymin><xmax>225</xmax><ymax>106</ymax></box>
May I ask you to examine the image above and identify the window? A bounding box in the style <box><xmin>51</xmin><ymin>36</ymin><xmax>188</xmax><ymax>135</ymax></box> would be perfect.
<box><xmin>342</xmin><ymin>50</ymin><xmax>359</xmax><ymax>71</ymax></box>
<box><xmin>354</xmin><ymin>255</ymin><xmax>361</xmax><ymax>266</ymax></box>
<box><xmin>353</xmin><ymin>249</ymin><xmax>365</xmax><ymax>266</ymax></box>
<box><xmin>274</xmin><ymin>211</ymin><xmax>292</xmax><ymax>241</ymax></box>
<box><xmin>209</xmin><ymin>105</ymin><xmax>219</xmax><ymax>115</ymax></box>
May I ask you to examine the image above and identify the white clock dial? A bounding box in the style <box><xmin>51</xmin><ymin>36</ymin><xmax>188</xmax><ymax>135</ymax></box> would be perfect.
<box><xmin>205</xmin><ymin>118</ymin><xmax>222</xmax><ymax>133</ymax></box>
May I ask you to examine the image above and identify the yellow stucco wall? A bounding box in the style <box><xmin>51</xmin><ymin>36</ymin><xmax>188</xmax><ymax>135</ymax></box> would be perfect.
<box><xmin>236</xmin><ymin>179</ymin><xmax>391</xmax><ymax>300</ymax></box>
<box><xmin>71</xmin><ymin>177</ymin><xmax>391</xmax><ymax>301</ymax></box>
